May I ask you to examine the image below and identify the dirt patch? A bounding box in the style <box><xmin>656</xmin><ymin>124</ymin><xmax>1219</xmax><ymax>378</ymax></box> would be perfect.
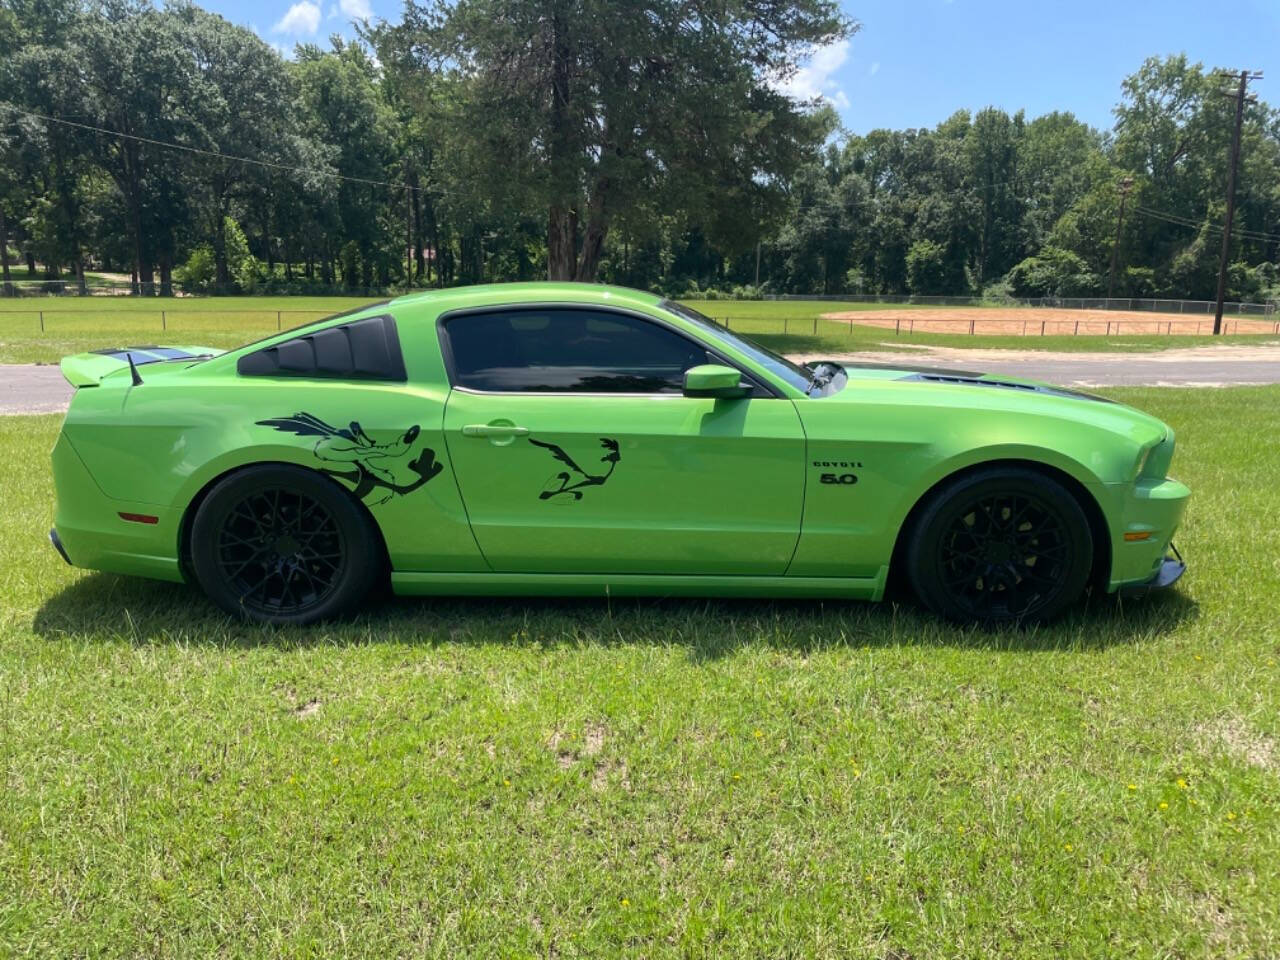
<box><xmin>823</xmin><ymin>306</ymin><xmax>1278</xmax><ymax>337</ymax></box>
<box><xmin>1195</xmin><ymin>717</ymin><xmax>1278</xmax><ymax>772</ymax></box>
<box><xmin>293</xmin><ymin>699</ymin><xmax>320</xmax><ymax>718</ymax></box>
<box><xmin>547</xmin><ymin>721</ymin><xmax>608</xmax><ymax>770</ymax></box>
<box><xmin>584</xmin><ymin>722</ymin><xmax>606</xmax><ymax>757</ymax></box>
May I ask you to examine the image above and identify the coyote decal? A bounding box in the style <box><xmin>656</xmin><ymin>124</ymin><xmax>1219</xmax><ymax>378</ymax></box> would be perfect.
<box><xmin>529</xmin><ymin>436</ymin><xmax>620</xmax><ymax>501</ymax></box>
<box><xmin>257</xmin><ymin>412</ymin><xmax>443</xmax><ymax>505</ymax></box>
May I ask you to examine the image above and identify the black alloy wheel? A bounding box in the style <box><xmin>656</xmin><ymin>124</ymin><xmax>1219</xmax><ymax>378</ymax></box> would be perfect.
<box><xmin>191</xmin><ymin>465</ymin><xmax>380</xmax><ymax>624</ymax></box>
<box><xmin>907</xmin><ymin>468</ymin><xmax>1093</xmax><ymax>624</ymax></box>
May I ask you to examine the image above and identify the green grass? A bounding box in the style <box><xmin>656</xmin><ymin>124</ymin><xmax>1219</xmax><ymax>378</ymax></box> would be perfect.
<box><xmin>0</xmin><ymin>296</ymin><xmax>380</xmax><ymax>364</ymax></box>
<box><xmin>0</xmin><ymin>296</ymin><xmax>1273</xmax><ymax>364</ymax></box>
<box><xmin>2</xmin><ymin>388</ymin><xmax>1277</xmax><ymax>956</ymax></box>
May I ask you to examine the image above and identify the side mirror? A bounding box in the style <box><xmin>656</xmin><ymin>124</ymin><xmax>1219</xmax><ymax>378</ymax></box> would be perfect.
<box><xmin>683</xmin><ymin>364</ymin><xmax>751</xmax><ymax>399</ymax></box>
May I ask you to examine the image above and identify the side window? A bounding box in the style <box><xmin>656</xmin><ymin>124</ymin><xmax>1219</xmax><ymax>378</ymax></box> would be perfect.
<box><xmin>237</xmin><ymin>313</ymin><xmax>406</xmax><ymax>381</ymax></box>
<box><xmin>440</xmin><ymin>309</ymin><xmax>717</xmax><ymax>393</ymax></box>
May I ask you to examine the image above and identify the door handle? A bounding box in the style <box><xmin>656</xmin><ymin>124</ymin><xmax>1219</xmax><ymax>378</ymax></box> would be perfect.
<box><xmin>461</xmin><ymin>424</ymin><xmax>530</xmax><ymax>438</ymax></box>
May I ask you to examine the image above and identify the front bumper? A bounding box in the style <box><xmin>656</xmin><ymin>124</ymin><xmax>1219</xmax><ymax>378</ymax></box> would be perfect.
<box><xmin>1118</xmin><ymin>543</ymin><xmax>1186</xmax><ymax>597</ymax></box>
<box><xmin>1105</xmin><ymin>476</ymin><xmax>1190</xmax><ymax>593</ymax></box>
<box><xmin>49</xmin><ymin>527</ymin><xmax>72</xmax><ymax>566</ymax></box>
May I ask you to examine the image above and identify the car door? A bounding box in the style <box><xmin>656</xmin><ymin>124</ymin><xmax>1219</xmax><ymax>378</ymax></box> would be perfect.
<box><xmin>439</xmin><ymin>305</ymin><xmax>806</xmax><ymax>575</ymax></box>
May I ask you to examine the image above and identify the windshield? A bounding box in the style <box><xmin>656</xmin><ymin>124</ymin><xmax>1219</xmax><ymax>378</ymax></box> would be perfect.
<box><xmin>659</xmin><ymin>300</ymin><xmax>814</xmax><ymax>393</ymax></box>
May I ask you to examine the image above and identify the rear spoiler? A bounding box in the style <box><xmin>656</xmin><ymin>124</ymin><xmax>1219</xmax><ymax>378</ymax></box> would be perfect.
<box><xmin>60</xmin><ymin>346</ymin><xmax>220</xmax><ymax>387</ymax></box>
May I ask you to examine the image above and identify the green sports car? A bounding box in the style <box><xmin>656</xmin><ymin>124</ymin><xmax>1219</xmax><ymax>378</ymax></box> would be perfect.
<box><xmin>49</xmin><ymin>283</ymin><xmax>1188</xmax><ymax>625</ymax></box>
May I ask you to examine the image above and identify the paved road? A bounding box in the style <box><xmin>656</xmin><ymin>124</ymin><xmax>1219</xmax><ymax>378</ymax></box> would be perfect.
<box><xmin>0</xmin><ymin>364</ymin><xmax>73</xmax><ymax>414</ymax></box>
<box><xmin>3</xmin><ymin>344</ymin><xmax>1278</xmax><ymax>414</ymax></box>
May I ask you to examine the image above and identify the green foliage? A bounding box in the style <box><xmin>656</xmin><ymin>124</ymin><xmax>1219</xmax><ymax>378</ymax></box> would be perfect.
<box><xmin>1006</xmin><ymin>247</ymin><xmax>1098</xmax><ymax>298</ymax></box>
<box><xmin>1122</xmin><ymin>266</ymin><xmax>1159</xmax><ymax>298</ymax></box>
<box><xmin>905</xmin><ymin>239</ymin><xmax>955</xmax><ymax>295</ymax></box>
<box><xmin>2</xmin><ymin>12</ymin><xmax>1279</xmax><ymax>302</ymax></box>
<box><xmin>175</xmin><ymin>246</ymin><xmax>216</xmax><ymax>294</ymax></box>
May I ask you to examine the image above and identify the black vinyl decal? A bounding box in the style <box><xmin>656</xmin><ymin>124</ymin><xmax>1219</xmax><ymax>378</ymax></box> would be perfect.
<box><xmin>529</xmin><ymin>437</ymin><xmax>620</xmax><ymax>501</ymax></box>
<box><xmin>257</xmin><ymin>412</ymin><xmax>443</xmax><ymax>505</ymax></box>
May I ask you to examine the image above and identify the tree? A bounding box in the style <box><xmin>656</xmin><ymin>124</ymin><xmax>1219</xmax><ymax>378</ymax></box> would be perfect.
<box><xmin>905</xmin><ymin>239</ymin><xmax>951</xmax><ymax>295</ymax></box>
<box><xmin>1006</xmin><ymin>246</ymin><xmax>1096</xmax><ymax>298</ymax></box>
<box><xmin>395</xmin><ymin>0</ymin><xmax>851</xmax><ymax>281</ymax></box>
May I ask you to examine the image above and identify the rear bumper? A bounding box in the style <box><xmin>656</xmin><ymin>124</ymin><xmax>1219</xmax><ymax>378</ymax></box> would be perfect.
<box><xmin>50</xmin><ymin>431</ymin><xmax>184</xmax><ymax>582</ymax></box>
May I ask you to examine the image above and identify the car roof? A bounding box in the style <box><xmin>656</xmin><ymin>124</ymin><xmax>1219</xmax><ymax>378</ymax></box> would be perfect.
<box><xmin>388</xmin><ymin>282</ymin><xmax>665</xmax><ymax>315</ymax></box>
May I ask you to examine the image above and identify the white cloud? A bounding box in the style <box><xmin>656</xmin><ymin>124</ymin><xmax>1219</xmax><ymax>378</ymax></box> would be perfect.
<box><xmin>776</xmin><ymin>40</ymin><xmax>851</xmax><ymax>110</ymax></box>
<box><xmin>869</xmin><ymin>62</ymin><xmax>880</xmax><ymax>76</ymax></box>
<box><xmin>272</xmin><ymin>1</ymin><xmax>321</xmax><ymax>34</ymax></box>
<box><xmin>326</xmin><ymin>3</ymin><xmax>338</xmax><ymax>18</ymax></box>
<box><xmin>338</xmin><ymin>0</ymin><xmax>372</xmax><ymax>18</ymax></box>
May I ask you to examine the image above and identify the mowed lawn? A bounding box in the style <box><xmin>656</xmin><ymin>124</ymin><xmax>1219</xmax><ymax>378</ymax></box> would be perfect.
<box><xmin>1</xmin><ymin>295</ymin><xmax>1273</xmax><ymax>364</ymax></box>
<box><xmin>1</xmin><ymin>388</ymin><xmax>1278</xmax><ymax>957</ymax></box>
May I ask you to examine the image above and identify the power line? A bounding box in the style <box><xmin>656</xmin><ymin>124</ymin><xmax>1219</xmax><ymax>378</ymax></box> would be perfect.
<box><xmin>1</xmin><ymin>104</ymin><xmax>440</xmax><ymax>196</ymax></box>
<box><xmin>1133</xmin><ymin>205</ymin><xmax>1280</xmax><ymax>244</ymax></box>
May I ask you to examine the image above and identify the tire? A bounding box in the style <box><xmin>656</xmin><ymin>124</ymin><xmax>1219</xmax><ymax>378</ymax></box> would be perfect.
<box><xmin>905</xmin><ymin>467</ymin><xmax>1093</xmax><ymax>625</ymax></box>
<box><xmin>190</xmin><ymin>464</ymin><xmax>381</xmax><ymax>625</ymax></box>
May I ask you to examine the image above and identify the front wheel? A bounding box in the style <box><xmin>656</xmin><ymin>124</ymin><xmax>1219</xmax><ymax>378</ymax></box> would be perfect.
<box><xmin>906</xmin><ymin>468</ymin><xmax>1094</xmax><ymax>625</ymax></box>
<box><xmin>190</xmin><ymin>464</ymin><xmax>381</xmax><ymax>625</ymax></box>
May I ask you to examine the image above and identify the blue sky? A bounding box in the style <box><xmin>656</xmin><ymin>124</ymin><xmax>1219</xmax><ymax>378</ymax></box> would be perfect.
<box><xmin>239</xmin><ymin>0</ymin><xmax>1280</xmax><ymax>134</ymax></box>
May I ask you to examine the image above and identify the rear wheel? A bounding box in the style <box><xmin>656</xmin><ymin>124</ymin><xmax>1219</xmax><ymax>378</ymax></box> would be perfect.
<box><xmin>190</xmin><ymin>465</ymin><xmax>380</xmax><ymax>625</ymax></box>
<box><xmin>906</xmin><ymin>468</ymin><xmax>1093</xmax><ymax>625</ymax></box>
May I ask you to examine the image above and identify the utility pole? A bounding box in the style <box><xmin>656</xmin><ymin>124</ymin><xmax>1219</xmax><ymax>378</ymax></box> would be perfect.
<box><xmin>1213</xmin><ymin>70</ymin><xmax>1262</xmax><ymax>335</ymax></box>
<box><xmin>1107</xmin><ymin>177</ymin><xmax>1134</xmax><ymax>300</ymax></box>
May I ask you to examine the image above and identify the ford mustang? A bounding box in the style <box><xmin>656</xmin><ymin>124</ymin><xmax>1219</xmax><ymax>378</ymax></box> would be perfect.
<box><xmin>49</xmin><ymin>284</ymin><xmax>1188</xmax><ymax>625</ymax></box>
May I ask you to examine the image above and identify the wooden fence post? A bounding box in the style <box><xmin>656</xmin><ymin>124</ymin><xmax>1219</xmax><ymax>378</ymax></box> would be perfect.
<box><xmin>1040</xmin><ymin>320</ymin><xmax>1045</xmax><ymax>336</ymax></box>
<box><xmin>277</xmin><ymin>311</ymin><xmax>282</xmax><ymax>330</ymax></box>
<box><xmin>161</xmin><ymin>310</ymin><xmax>166</xmax><ymax>331</ymax></box>
<box><xmin>39</xmin><ymin>311</ymin><xmax>44</xmax><ymax>332</ymax></box>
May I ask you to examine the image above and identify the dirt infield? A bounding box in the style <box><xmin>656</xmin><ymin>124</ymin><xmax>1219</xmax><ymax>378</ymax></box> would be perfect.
<box><xmin>823</xmin><ymin>307</ymin><xmax>1279</xmax><ymax>337</ymax></box>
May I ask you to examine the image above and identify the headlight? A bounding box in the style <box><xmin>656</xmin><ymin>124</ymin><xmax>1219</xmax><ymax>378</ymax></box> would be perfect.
<box><xmin>1133</xmin><ymin>444</ymin><xmax>1156</xmax><ymax>481</ymax></box>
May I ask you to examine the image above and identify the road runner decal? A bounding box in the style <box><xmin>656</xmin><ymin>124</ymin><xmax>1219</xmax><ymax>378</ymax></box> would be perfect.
<box><xmin>529</xmin><ymin>437</ymin><xmax>620</xmax><ymax>501</ymax></box>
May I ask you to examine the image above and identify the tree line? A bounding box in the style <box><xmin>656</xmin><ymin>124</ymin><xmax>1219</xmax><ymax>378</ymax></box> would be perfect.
<box><xmin>2</xmin><ymin>0</ymin><xmax>1278</xmax><ymax>302</ymax></box>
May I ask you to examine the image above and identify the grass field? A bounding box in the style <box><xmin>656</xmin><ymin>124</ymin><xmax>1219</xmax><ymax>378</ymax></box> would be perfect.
<box><xmin>0</xmin><ymin>296</ymin><xmax>1274</xmax><ymax>364</ymax></box>
<box><xmin>1</xmin><ymin>387</ymin><xmax>1277</xmax><ymax>956</ymax></box>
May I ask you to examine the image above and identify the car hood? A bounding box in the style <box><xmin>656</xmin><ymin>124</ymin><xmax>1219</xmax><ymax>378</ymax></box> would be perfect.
<box><xmin>806</xmin><ymin>360</ymin><xmax>1170</xmax><ymax>447</ymax></box>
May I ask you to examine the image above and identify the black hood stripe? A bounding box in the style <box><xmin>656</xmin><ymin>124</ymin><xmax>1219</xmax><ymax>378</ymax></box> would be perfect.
<box><xmin>898</xmin><ymin>372</ymin><xmax>1114</xmax><ymax>403</ymax></box>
